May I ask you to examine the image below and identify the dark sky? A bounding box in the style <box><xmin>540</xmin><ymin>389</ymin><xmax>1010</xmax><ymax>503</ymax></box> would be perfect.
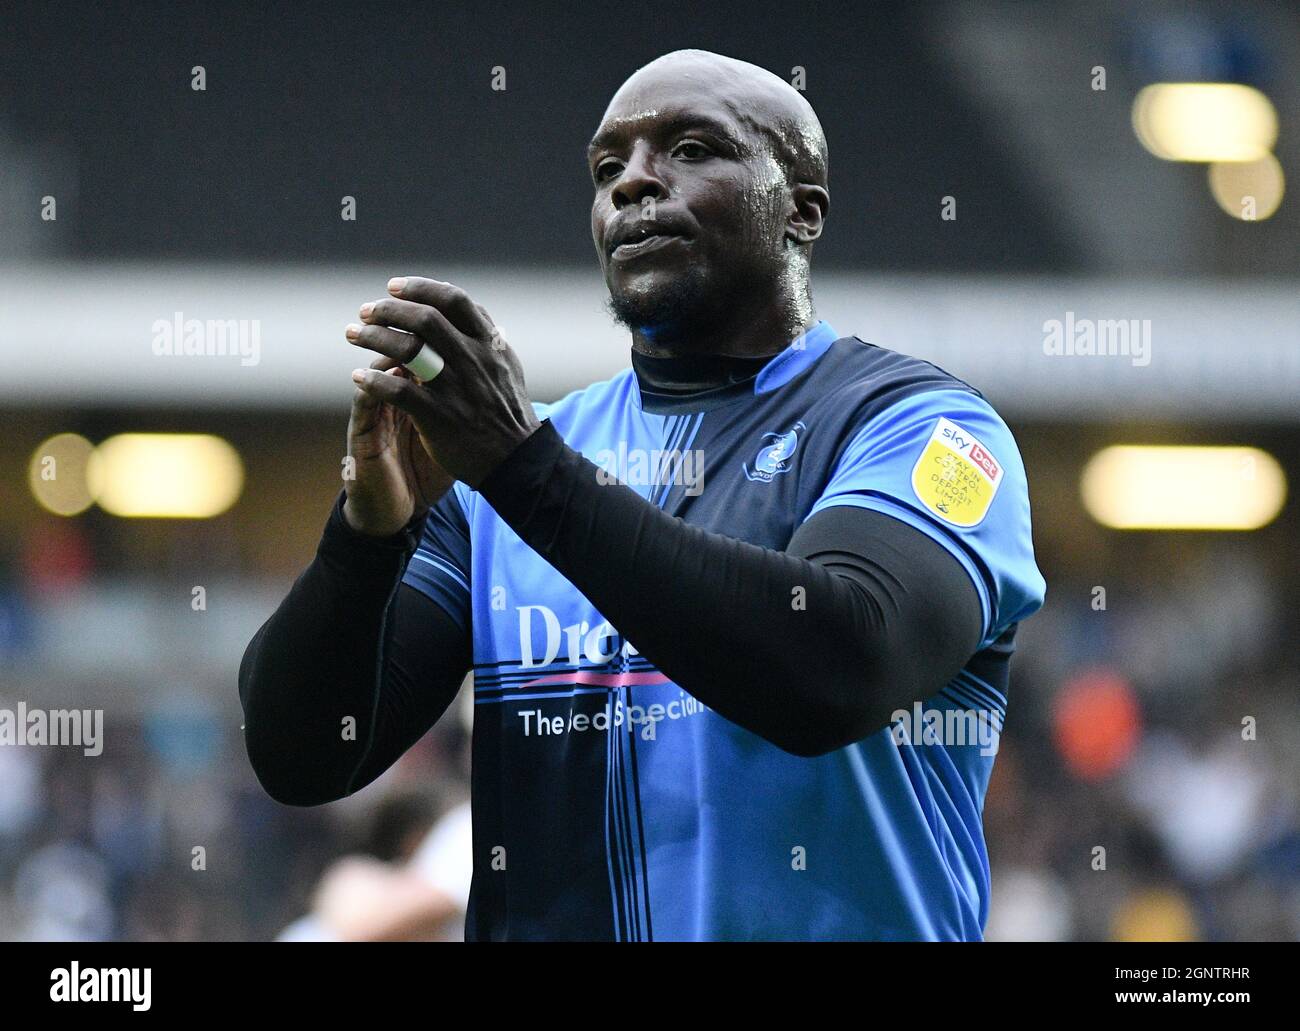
<box><xmin>3</xmin><ymin>0</ymin><xmax>1067</xmax><ymax>270</ymax></box>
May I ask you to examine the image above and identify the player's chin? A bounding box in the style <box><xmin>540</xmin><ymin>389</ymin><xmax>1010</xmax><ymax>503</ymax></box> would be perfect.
<box><xmin>608</xmin><ymin>251</ymin><xmax>701</xmax><ymax>292</ymax></box>
<box><xmin>607</xmin><ymin>265</ymin><xmax>681</xmax><ymax>299</ymax></box>
<box><xmin>606</xmin><ymin>250</ymin><xmax>691</xmax><ymax>287</ymax></box>
<box><xmin>607</xmin><ymin>277</ymin><xmax>689</xmax><ymax>327</ymax></box>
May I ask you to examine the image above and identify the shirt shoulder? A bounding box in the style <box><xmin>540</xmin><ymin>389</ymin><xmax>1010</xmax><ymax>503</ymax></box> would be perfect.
<box><xmin>802</xmin><ymin>335</ymin><xmax>985</xmax><ymax>420</ymax></box>
<box><xmin>800</xmin><ymin>338</ymin><xmax>1046</xmax><ymax>645</ymax></box>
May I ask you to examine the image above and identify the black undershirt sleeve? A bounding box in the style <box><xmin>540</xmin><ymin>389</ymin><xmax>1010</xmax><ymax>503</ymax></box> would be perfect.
<box><xmin>238</xmin><ymin>493</ymin><xmax>470</xmax><ymax>806</ymax></box>
<box><xmin>479</xmin><ymin>419</ymin><xmax>984</xmax><ymax>757</ymax></box>
<box><xmin>239</xmin><ymin>418</ymin><xmax>985</xmax><ymax>805</ymax></box>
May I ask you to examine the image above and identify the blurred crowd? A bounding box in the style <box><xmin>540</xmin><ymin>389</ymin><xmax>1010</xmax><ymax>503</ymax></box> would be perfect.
<box><xmin>985</xmin><ymin>540</ymin><xmax>1299</xmax><ymax>941</ymax></box>
<box><xmin>0</xmin><ymin>676</ymin><xmax>473</xmax><ymax>941</ymax></box>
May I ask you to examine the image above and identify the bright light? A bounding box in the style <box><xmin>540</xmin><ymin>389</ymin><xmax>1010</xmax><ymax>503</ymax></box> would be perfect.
<box><xmin>87</xmin><ymin>434</ymin><xmax>244</xmax><ymax>518</ymax></box>
<box><xmin>28</xmin><ymin>433</ymin><xmax>96</xmax><ymax>516</ymax></box>
<box><xmin>1132</xmin><ymin>83</ymin><xmax>1277</xmax><ymax>162</ymax></box>
<box><xmin>1081</xmin><ymin>446</ymin><xmax>1285</xmax><ymax>531</ymax></box>
<box><xmin>1209</xmin><ymin>153</ymin><xmax>1285</xmax><ymax>220</ymax></box>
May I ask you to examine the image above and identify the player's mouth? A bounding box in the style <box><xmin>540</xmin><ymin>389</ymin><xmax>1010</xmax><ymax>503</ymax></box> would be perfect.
<box><xmin>608</xmin><ymin>222</ymin><xmax>689</xmax><ymax>262</ymax></box>
<box><xmin>612</xmin><ymin>232</ymin><xmax>687</xmax><ymax>262</ymax></box>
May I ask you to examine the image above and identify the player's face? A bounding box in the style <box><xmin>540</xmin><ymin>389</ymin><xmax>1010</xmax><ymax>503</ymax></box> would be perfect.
<box><xmin>588</xmin><ymin>81</ymin><xmax>790</xmax><ymax>338</ymax></box>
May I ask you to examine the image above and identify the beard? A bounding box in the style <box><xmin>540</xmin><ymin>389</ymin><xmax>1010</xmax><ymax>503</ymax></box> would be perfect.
<box><xmin>604</xmin><ymin>261</ymin><xmax>714</xmax><ymax>341</ymax></box>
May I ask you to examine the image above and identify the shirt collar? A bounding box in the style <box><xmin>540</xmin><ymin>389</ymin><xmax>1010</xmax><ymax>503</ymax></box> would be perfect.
<box><xmin>632</xmin><ymin>321</ymin><xmax>838</xmax><ymax>414</ymax></box>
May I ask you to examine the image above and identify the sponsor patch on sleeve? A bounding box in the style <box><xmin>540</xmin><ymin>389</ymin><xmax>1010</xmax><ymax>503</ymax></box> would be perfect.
<box><xmin>910</xmin><ymin>417</ymin><xmax>1004</xmax><ymax>528</ymax></box>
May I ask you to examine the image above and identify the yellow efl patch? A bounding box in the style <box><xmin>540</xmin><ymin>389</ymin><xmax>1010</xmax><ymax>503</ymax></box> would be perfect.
<box><xmin>910</xmin><ymin>417</ymin><xmax>1004</xmax><ymax>528</ymax></box>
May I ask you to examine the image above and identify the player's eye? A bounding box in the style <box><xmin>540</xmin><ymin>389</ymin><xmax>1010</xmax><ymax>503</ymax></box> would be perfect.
<box><xmin>593</xmin><ymin>159</ymin><xmax>622</xmax><ymax>184</ymax></box>
<box><xmin>673</xmin><ymin>140</ymin><xmax>712</xmax><ymax>160</ymax></box>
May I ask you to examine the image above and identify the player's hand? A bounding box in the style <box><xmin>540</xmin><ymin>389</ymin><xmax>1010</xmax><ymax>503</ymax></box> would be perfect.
<box><xmin>343</xmin><ymin>355</ymin><xmax>455</xmax><ymax>537</ymax></box>
<box><xmin>346</xmin><ymin>276</ymin><xmax>542</xmax><ymax>490</ymax></box>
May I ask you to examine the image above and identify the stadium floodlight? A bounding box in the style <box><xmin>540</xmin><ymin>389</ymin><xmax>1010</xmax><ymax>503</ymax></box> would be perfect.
<box><xmin>1132</xmin><ymin>82</ymin><xmax>1277</xmax><ymax>163</ymax></box>
<box><xmin>1081</xmin><ymin>445</ymin><xmax>1285</xmax><ymax>531</ymax></box>
<box><xmin>87</xmin><ymin>433</ymin><xmax>244</xmax><ymax>518</ymax></box>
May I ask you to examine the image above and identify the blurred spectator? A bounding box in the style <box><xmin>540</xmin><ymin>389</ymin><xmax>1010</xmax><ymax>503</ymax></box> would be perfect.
<box><xmin>278</xmin><ymin>791</ymin><xmax>472</xmax><ymax>942</ymax></box>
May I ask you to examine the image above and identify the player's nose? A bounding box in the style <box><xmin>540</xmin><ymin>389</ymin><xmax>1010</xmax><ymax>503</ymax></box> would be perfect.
<box><xmin>612</xmin><ymin>142</ymin><xmax>670</xmax><ymax>209</ymax></box>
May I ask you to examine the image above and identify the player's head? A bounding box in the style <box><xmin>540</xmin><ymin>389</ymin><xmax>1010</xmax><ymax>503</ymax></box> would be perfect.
<box><xmin>589</xmin><ymin>50</ymin><xmax>829</xmax><ymax>344</ymax></box>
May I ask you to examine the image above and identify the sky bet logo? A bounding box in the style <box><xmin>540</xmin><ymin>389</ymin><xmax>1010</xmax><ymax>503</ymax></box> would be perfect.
<box><xmin>910</xmin><ymin>417</ymin><xmax>1004</xmax><ymax>529</ymax></box>
<box><xmin>943</xmin><ymin>424</ymin><xmax>1000</xmax><ymax>481</ymax></box>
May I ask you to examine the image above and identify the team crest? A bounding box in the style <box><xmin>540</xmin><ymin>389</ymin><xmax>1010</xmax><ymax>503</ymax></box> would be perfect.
<box><xmin>743</xmin><ymin>421</ymin><xmax>806</xmax><ymax>482</ymax></box>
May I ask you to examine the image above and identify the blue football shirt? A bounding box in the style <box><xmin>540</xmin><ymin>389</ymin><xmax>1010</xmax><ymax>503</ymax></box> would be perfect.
<box><xmin>401</xmin><ymin>321</ymin><xmax>1046</xmax><ymax>940</ymax></box>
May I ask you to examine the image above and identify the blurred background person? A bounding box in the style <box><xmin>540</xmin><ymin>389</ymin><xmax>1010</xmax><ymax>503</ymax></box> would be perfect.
<box><xmin>278</xmin><ymin>790</ymin><xmax>473</xmax><ymax>942</ymax></box>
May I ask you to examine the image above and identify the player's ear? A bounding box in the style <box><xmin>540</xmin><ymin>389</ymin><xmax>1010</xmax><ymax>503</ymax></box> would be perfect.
<box><xmin>786</xmin><ymin>183</ymin><xmax>828</xmax><ymax>246</ymax></box>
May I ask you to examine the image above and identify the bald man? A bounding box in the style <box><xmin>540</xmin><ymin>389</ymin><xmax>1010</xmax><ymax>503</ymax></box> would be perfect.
<box><xmin>240</xmin><ymin>50</ymin><xmax>1045</xmax><ymax>941</ymax></box>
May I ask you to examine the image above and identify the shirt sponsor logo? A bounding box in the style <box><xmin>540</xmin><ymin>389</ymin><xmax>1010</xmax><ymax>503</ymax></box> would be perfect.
<box><xmin>517</xmin><ymin>605</ymin><xmax>640</xmax><ymax>669</ymax></box>
<box><xmin>910</xmin><ymin>417</ymin><xmax>1003</xmax><ymax>528</ymax></box>
<box><xmin>743</xmin><ymin>420</ymin><xmax>806</xmax><ymax>482</ymax></box>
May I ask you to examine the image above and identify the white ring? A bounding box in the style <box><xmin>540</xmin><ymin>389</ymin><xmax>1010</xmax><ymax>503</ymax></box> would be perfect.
<box><xmin>405</xmin><ymin>343</ymin><xmax>445</xmax><ymax>381</ymax></box>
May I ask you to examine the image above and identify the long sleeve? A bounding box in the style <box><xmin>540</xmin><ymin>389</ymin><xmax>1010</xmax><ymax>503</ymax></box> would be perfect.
<box><xmin>478</xmin><ymin>420</ymin><xmax>983</xmax><ymax>756</ymax></box>
<box><xmin>238</xmin><ymin>492</ymin><xmax>472</xmax><ymax>805</ymax></box>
